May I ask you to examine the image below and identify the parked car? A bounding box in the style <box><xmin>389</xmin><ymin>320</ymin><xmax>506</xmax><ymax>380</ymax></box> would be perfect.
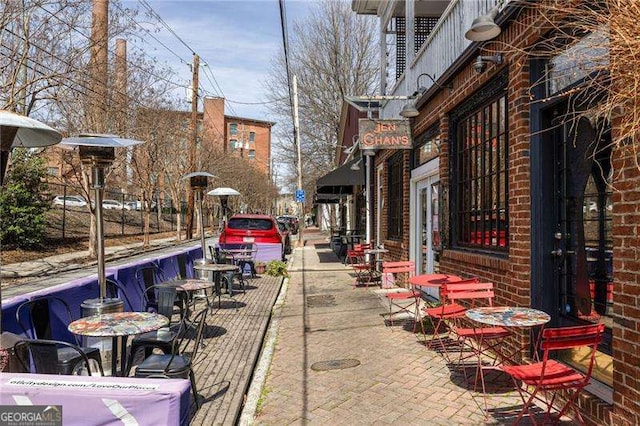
<box><xmin>52</xmin><ymin>195</ymin><xmax>87</xmax><ymax>208</ymax></box>
<box><xmin>220</xmin><ymin>214</ymin><xmax>286</xmax><ymax>261</ymax></box>
<box><xmin>277</xmin><ymin>215</ymin><xmax>299</xmax><ymax>235</ymax></box>
<box><xmin>277</xmin><ymin>219</ymin><xmax>293</xmax><ymax>255</ymax></box>
<box><xmin>123</xmin><ymin>201</ymin><xmax>138</xmax><ymax>210</ymax></box>
<box><xmin>102</xmin><ymin>199</ymin><xmax>123</xmax><ymax>210</ymax></box>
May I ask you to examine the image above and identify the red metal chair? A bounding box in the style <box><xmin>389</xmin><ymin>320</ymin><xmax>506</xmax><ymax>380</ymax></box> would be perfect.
<box><xmin>422</xmin><ymin>277</ymin><xmax>479</xmax><ymax>359</ymax></box>
<box><xmin>442</xmin><ymin>282</ymin><xmax>511</xmax><ymax>395</ymax></box>
<box><xmin>346</xmin><ymin>248</ymin><xmax>379</xmax><ymax>287</ymax></box>
<box><xmin>381</xmin><ymin>261</ymin><xmax>424</xmax><ymax>334</ymax></box>
<box><xmin>502</xmin><ymin>323</ymin><xmax>604</xmax><ymax>425</ymax></box>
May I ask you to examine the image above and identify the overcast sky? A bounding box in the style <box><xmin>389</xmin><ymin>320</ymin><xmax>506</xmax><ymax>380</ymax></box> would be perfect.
<box><xmin>122</xmin><ymin>0</ymin><xmax>315</xmax><ymax>123</ymax></box>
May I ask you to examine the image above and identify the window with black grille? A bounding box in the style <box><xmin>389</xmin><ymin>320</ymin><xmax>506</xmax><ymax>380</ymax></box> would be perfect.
<box><xmin>453</xmin><ymin>89</ymin><xmax>508</xmax><ymax>251</ymax></box>
<box><xmin>387</xmin><ymin>152</ymin><xmax>404</xmax><ymax>240</ymax></box>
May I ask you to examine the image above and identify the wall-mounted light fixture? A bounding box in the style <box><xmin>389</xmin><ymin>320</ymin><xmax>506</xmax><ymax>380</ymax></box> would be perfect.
<box><xmin>472</xmin><ymin>54</ymin><xmax>503</xmax><ymax>74</ymax></box>
<box><xmin>399</xmin><ymin>73</ymin><xmax>452</xmax><ymax>118</ymax></box>
<box><xmin>465</xmin><ymin>2</ymin><xmax>503</xmax><ymax>42</ymax></box>
<box><xmin>349</xmin><ymin>158</ymin><xmax>361</xmax><ymax>171</ymax></box>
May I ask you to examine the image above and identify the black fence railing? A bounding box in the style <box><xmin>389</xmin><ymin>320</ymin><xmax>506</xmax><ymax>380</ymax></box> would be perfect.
<box><xmin>45</xmin><ymin>182</ymin><xmax>209</xmax><ymax>239</ymax></box>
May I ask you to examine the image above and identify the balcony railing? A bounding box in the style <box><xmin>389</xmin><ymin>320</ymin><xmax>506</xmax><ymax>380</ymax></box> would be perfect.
<box><xmin>382</xmin><ymin>0</ymin><xmax>503</xmax><ymax>119</ymax></box>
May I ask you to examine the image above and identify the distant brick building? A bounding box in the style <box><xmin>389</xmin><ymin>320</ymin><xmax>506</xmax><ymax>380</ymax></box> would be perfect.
<box><xmin>202</xmin><ymin>97</ymin><xmax>274</xmax><ymax>176</ymax></box>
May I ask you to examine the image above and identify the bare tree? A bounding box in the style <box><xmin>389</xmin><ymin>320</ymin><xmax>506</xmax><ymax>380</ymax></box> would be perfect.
<box><xmin>495</xmin><ymin>1</ymin><xmax>631</xmax><ymax>164</ymax></box>
<box><xmin>264</xmin><ymin>0</ymin><xmax>379</xmax><ymax>197</ymax></box>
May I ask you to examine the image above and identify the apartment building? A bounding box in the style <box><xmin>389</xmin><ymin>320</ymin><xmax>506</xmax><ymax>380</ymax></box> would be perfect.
<box><xmin>202</xmin><ymin>97</ymin><xmax>274</xmax><ymax>176</ymax></box>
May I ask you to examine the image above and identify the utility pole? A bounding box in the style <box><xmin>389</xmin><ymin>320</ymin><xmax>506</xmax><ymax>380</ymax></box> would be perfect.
<box><xmin>293</xmin><ymin>75</ymin><xmax>304</xmax><ymax>246</ymax></box>
<box><xmin>185</xmin><ymin>53</ymin><xmax>199</xmax><ymax>240</ymax></box>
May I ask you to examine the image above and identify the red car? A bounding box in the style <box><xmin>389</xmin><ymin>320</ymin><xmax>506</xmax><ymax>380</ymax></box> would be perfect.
<box><xmin>219</xmin><ymin>214</ymin><xmax>286</xmax><ymax>261</ymax></box>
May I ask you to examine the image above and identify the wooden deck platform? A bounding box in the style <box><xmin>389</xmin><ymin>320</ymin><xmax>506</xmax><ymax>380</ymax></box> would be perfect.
<box><xmin>186</xmin><ymin>274</ymin><xmax>284</xmax><ymax>425</ymax></box>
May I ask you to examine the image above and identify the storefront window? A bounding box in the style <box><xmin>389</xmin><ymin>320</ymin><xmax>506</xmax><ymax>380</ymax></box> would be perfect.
<box><xmin>546</xmin><ymin>31</ymin><xmax>609</xmax><ymax>95</ymax></box>
<box><xmin>413</xmin><ymin>126</ymin><xmax>440</xmax><ymax>167</ymax></box>
<box><xmin>454</xmin><ymin>93</ymin><xmax>508</xmax><ymax>251</ymax></box>
<box><xmin>387</xmin><ymin>152</ymin><xmax>404</xmax><ymax>240</ymax></box>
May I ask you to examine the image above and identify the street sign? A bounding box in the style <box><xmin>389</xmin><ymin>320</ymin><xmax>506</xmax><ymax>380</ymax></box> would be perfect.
<box><xmin>295</xmin><ymin>189</ymin><xmax>305</xmax><ymax>202</ymax></box>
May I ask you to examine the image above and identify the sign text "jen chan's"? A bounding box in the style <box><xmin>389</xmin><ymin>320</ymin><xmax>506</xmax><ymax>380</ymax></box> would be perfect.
<box><xmin>358</xmin><ymin>119</ymin><xmax>411</xmax><ymax>150</ymax></box>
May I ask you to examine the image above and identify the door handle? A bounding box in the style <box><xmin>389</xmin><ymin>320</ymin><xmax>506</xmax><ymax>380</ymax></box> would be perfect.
<box><xmin>551</xmin><ymin>248</ymin><xmax>563</xmax><ymax>257</ymax></box>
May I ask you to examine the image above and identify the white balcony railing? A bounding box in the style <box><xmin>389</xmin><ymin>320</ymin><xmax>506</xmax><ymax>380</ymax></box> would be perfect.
<box><xmin>381</xmin><ymin>0</ymin><xmax>503</xmax><ymax>119</ymax></box>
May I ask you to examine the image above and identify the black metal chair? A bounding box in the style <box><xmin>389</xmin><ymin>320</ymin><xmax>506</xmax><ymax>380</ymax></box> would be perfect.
<box><xmin>105</xmin><ymin>278</ymin><xmax>134</xmax><ymax>311</ymax></box>
<box><xmin>134</xmin><ymin>264</ymin><xmax>168</xmax><ymax>311</ymax></box>
<box><xmin>214</xmin><ymin>246</ymin><xmax>245</xmax><ymax>295</ymax></box>
<box><xmin>175</xmin><ymin>253</ymin><xmax>193</xmax><ymax>280</ymax></box>
<box><xmin>134</xmin><ymin>307</ymin><xmax>209</xmax><ymax>409</ymax></box>
<box><xmin>14</xmin><ymin>338</ymin><xmax>104</xmax><ymax>376</ymax></box>
<box><xmin>15</xmin><ymin>296</ymin><xmax>103</xmax><ymax>375</ymax></box>
<box><xmin>125</xmin><ymin>284</ymin><xmax>183</xmax><ymax>376</ymax></box>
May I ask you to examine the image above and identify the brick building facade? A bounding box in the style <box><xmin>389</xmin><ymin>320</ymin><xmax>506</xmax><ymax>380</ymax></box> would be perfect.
<box><xmin>342</xmin><ymin>1</ymin><xmax>634</xmax><ymax>424</ymax></box>
<box><xmin>202</xmin><ymin>97</ymin><xmax>274</xmax><ymax>176</ymax></box>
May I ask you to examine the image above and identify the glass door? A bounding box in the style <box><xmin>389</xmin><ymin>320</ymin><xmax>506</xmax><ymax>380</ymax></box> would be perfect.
<box><xmin>543</xmin><ymin>103</ymin><xmax>613</xmax><ymax>385</ymax></box>
<box><xmin>416</xmin><ymin>176</ymin><xmax>440</xmax><ymax>297</ymax></box>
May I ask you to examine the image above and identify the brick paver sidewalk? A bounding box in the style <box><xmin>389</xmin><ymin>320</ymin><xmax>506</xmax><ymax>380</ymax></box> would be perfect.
<box><xmin>252</xmin><ymin>230</ymin><xmax>526</xmax><ymax>425</ymax></box>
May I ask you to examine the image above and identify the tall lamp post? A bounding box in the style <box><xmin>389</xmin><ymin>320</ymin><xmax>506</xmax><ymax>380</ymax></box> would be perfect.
<box><xmin>0</xmin><ymin>111</ymin><xmax>61</xmax><ymax>333</ymax></box>
<box><xmin>182</xmin><ymin>172</ymin><xmax>215</xmax><ymax>265</ymax></box>
<box><xmin>60</xmin><ymin>134</ymin><xmax>143</xmax><ymax>305</ymax></box>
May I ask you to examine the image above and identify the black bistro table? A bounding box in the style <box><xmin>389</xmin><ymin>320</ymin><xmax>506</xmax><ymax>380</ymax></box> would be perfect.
<box><xmin>193</xmin><ymin>263</ymin><xmax>240</xmax><ymax>308</ymax></box>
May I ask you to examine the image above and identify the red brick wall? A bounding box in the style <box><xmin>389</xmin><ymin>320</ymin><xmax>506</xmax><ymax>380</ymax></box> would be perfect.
<box><xmin>610</xmin><ymin>139</ymin><xmax>640</xmax><ymax>425</ymax></box>
<box><xmin>374</xmin><ymin>150</ymin><xmax>410</xmax><ymax>262</ymax></box>
<box><xmin>373</xmin><ymin>5</ymin><xmax>619</xmax><ymax>424</ymax></box>
<box><xmin>203</xmin><ymin>97</ymin><xmax>226</xmax><ymax>151</ymax></box>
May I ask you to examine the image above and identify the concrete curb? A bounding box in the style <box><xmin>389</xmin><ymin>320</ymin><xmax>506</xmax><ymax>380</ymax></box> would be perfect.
<box><xmin>238</xmin><ymin>246</ymin><xmax>296</xmax><ymax>425</ymax></box>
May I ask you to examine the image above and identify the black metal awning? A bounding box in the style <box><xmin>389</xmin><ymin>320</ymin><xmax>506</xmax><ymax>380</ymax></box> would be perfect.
<box><xmin>315</xmin><ymin>158</ymin><xmax>363</xmax><ymax>195</ymax></box>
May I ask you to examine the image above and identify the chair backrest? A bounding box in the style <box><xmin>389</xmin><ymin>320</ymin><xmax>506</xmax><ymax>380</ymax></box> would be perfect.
<box><xmin>166</xmin><ymin>307</ymin><xmax>209</xmax><ymax>370</ymax></box>
<box><xmin>15</xmin><ymin>296</ymin><xmax>79</xmax><ymax>345</ymax></box>
<box><xmin>105</xmin><ymin>278</ymin><xmax>134</xmax><ymax>311</ymax></box>
<box><xmin>14</xmin><ymin>339</ymin><xmax>102</xmax><ymax>376</ymax></box>
<box><xmin>382</xmin><ymin>261</ymin><xmax>415</xmax><ymax>287</ymax></box>
<box><xmin>442</xmin><ymin>282</ymin><xmax>496</xmax><ymax>307</ymax></box>
<box><xmin>213</xmin><ymin>247</ymin><xmax>233</xmax><ymax>264</ymax></box>
<box><xmin>175</xmin><ymin>253</ymin><xmax>192</xmax><ymax>280</ymax></box>
<box><xmin>143</xmin><ymin>285</ymin><xmax>179</xmax><ymax>323</ymax></box>
<box><xmin>382</xmin><ymin>261</ymin><xmax>415</xmax><ymax>275</ymax></box>
<box><xmin>345</xmin><ymin>249</ymin><xmax>365</xmax><ymax>265</ymax></box>
<box><xmin>134</xmin><ymin>264</ymin><xmax>167</xmax><ymax>299</ymax></box>
<box><xmin>541</xmin><ymin>323</ymin><xmax>604</xmax><ymax>355</ymax></box>
<box><xmin>539</xmin><ymin>323</ymin><xmax>604</xmax><ymax>385</ymax></box>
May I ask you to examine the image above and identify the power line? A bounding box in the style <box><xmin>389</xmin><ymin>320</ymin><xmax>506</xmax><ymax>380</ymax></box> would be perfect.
<box><xmin>226</xmin><ymin>97</ymin><xmax>288</xmax><ymax>105</ymax></box>
<box><xmin>36</xmin><ymin>4</ymin><xmax>188</xmax><ymax>91</ymax></box>
<box><xmin>111</xmin><ymin>1</ymin><xmax>190</xmax><ymax>65</ymax></box>
<box><xmin>137</xmin><ymin>0</ymin><xmax>196</xmax><ymax>56</ymax></box>
<box><xmin>278</xmin><ymin>0</ymin><xmax>295</xmax><ymax>122</ymax></box>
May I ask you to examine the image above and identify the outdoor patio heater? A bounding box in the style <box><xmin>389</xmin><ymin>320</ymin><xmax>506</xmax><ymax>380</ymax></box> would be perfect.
<box><xmin>207</xmin><ymin>187</ymin><xmax>240</xmax><ymax>226</ymax></box>
<box><xmin>0</xmin><ymin>111</ymin><xmax>62</xmax><ymax>334</ymax></box>
<box><xmin>60</xmin><ymin>135</ymin><xmax>143</xmax><ymax>307</ymax></box>
<box><xmin>182</xmin><ymin>172</ymin><xmax>215</xmax><ymax>270</ymax></box>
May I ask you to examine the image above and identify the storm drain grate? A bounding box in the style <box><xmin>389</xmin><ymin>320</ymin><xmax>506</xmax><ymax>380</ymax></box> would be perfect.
<box><xmin>311</xmin><ymin>358</ymin><xmax>360</xmax><ymax>371</ymax></box>
<box><xmin>306</xmin><ymin>294</ymin><xmax>336</xmax><ymax>307</ymax></box>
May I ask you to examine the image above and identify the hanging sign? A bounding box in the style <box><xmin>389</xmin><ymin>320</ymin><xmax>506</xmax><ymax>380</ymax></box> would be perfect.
<box><xmin>358</xmin><ymin>119</ymin><xmax>411</xmax><ymax>150</ymax></box>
